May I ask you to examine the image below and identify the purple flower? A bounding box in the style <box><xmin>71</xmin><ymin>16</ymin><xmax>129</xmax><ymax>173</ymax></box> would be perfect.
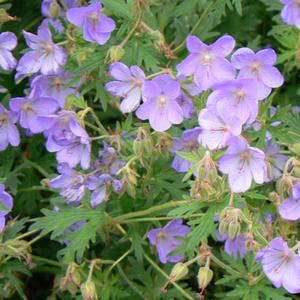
<box><xmin>217</xmin><ymin>231</ymin><xmax>247</xmax><ymax>260</ymax></box>
<box><xmin>170</xmin><ymin>127</ymin><xmax>202</xmax><ymax>173</ymax></box>
<box><xmin>218</xmin><ymin>137</ymin><xmax>267</xmax><ymax>193</ymax></box>
<box><xmin>40</xmin><ymin>18</ymin><xmax>65</xmax><ymax>34</ymax></box>
<box><xmin>17</xmin><ymin>26</ymin><xmax>67</xmax><ymax>75</ymax></box>
<box><xmin>9</xmin><ymin>89</ymin><xmax>59</xmax><ymax>134</ymax></box>
<box><xmin>206</xmin><ymin>78</ymin><xmax>259</xmax><ymax>125</ymax></box>
<box><xmin>177</xmin><ymin>35</ymin><xmax>236</xmax><ymax>90</ymax></box>
<box><xmin>49</xmin><ymin>164</ymin><xmax>85</xmax><ymax>205</ymax></box>
<box><xmin>136</xmin><ymin>75</ymin><xmax>183</xmax><ymax>132</ymax></box>
<box><xmin>31</xmin><ymin>71</ymin><xmax>76</xmax><ymax>108</ymax></box>
<box><xmin>198</xmin><ymin>108</ymin><xmax>242</xmax><ymax>150</ymax></box>
<box><xmin>87</xmin><ymin>174</ymin><xmax>122</xmax><ymax>208</ymax></box>
<box><xmin>66</xmin><ymin>0</ymin><xmax>115</xmax><ymax>45</ymax></box>
<box><xmin>105</xmin><ymin>62</ymin><xmax>146</xmax><ymax>113</ymax></box>
<box><xmin>256</xmin><ymin>237</ymin><xmax>300</xmax><ymax>294</ymax></box>
<box><xmin>0</xmin><ymin>104</ymin><xmax>20</xmax><ymax>151</ymax></box>
<box><xmin>0</xmin><ymin>184</ymin><xmax>13</xmax><ymax>232</ymax></box>
<box><xmin>0</xmin><ymin>32</ymin><xmax>17</xmax><ymax>71</ymax></box>
<box><xmin>265</xmin><ymin>142</ymin><xmax>287</xmax><ymax>181</ymax></box>
<box><xmin>280</xmin><ymin>0</ymin><xmax>300</xmax><ymax>29</ymax></box>
<box><xmin>279</xmin><ymin>183</ymin><xmax>300</xmax><ymax>221</ymax></box>
<box><xmin>92</xmin><ymin>142</ymin><xmax>124</xmax><ymax>175</ymax></box>
<box><xmin>41</xmin><ymin>0</ymin><xmax>64</xmax><ymax>33</ymax></box>
<box><xmin>39</xmin><ymin>112</ymin><xmax>91</xmax><ymax>169</ymax></box>
<box><xmin>147</xmin><ymin>219</ymin><xmax>191</xmax><ymax>264</ymax></box>
<box><xmin>231</xmin><ymin>48</ymin><xmax>284</xmax><ymax>100</ymax></box>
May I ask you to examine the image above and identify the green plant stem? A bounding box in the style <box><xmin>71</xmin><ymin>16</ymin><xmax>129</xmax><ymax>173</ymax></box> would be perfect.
<box><xmin>89</xmin><ymin>108</ymin><xmax>109</xmax><ymax>135</ymax></box>
<box><xmin>106</xmin><ymin>248</ymin><xmax>132</xmax><ymax>275</ymax></box>
<box><xmin>119</xmin><ymin>13</ymin><xmax>143</xmax><ymax>48</ymax></box>
<box><xmin>26</xmin><ymin>232</ymin><xmax>48</xmax><ymax>247</ymax></box>
<box><xmin>117</xmin><ymin>265</ymin><xmax>145</xmax><ymax>298</ymax></box>
<box><xmin>15</xmin><ymin>229</ymin><xmax>39</xmax><ymax>240</ymax></box>
<box><xmin>210</xmin><ymin>253</ymin><xmax>249</xmax><ymax>280</ymax></box>
<box><xmin>119</xmin><ymin>213</ymin><xmax>204</xmax><ymax>223</ymax></box>
<box><xmin>24</xmin><ymin>159</ymin><xmax>49</xmax><ymax>177</ymax></box>
<box><xmin>115</xmin><ymin>200</ymin><xmax>191</xmax><ymax>221</ymax></box>
<box><xmin>173</xmin><ymin>0</ymin><xmax>218</xmax><ymax>54</ymax></box>
<box><xmin>143</xmin><ymin>254</ymin><xmax>194</xmax><ymax>300</ymax></box>
<box><xmin>31</xmin><ymin>255</ymin><xmax>61</xmax><ymax>267</ymax></box>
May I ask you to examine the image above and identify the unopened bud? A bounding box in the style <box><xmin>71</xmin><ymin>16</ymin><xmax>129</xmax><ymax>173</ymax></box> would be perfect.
<box><xmin>49</xmin><ymin>0</ymin><xmax>60</xmax><ymax>19</ymax></box>
<box><xmin>228</xmin><ymin>222</ymin><xmax>241</xmax><ymax>240</ymax></box>
<box><xmin>80</xmin><ymin>281</ymin><xmax>98</xmax><ymax>300</ymax></box>
<box><xmin>133</xmin><ymin>139</ymin><xmax>143</xmax><ymax>157</ymax></box>
<box><xmin>169</xmin><ymin>262</ymin><xmax>188</xmax><ymax>282</ymax></box>
<box><xmin>218</xmin><ymin>221</ymin><xmax>228</xmax><ymax>237</ymax></box>
<box><xmin>107</xmin><ymin>46</ymin><xmax>125</xmax><ymax>63</ymax></box>
<box><xmin>197</xmin><ymin>267</ymin><xmax>213</xmax><ymax>290</ymax></box>
<box><xmin>276</xmin><ymin>175</ymin><xmax>293</xmax><ymax>196</ymax></box>
<box><xmin>290</xmin><ymin>143</ymin><xmax>300</xmax><ymax>156</ymax></box>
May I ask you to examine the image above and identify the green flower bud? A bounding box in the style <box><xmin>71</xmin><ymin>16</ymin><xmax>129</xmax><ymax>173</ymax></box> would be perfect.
<box><xmin>197</xmin><ymin>267</ymin><xmax>213</xmax><ymax>290</ymax></box>
<box><xmin>49</xmin><ymin>0</ymin><xmax>60</xmax><ymax>19</ymax></box>
<box><xmin>80</xmin><ymin>281</ymin><xmax>98</xmax><ymax>300</ymax></box>
<box><xmin>290</xmin><ymin>143</ymin><xmax>300</xmax><ymax>156</ymax></box>
<box><xmin>228</xmin><ymin>222</ymin><xmax>241</xmax><ymax>240</ymax></box>
<box><xmin>169</xmin><ymin>262</ymin><xmax>188</xmax><ymax>282</ymax></box>
<box><xmin>133</xmin><ymin>139</ymin><xmax>143</xmax><ymax>157</ymax></box>
<box><xmin>107</xmin><ymin>46</ymin><xmax>125</xmax><ymax>63</ymax></box>
<box><xmin>218</xmin><ymin>221</ymin><xmax>228</xmax><ymax>237</ymax></box>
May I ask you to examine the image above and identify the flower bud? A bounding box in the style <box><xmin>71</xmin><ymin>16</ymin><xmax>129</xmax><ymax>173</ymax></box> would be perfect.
<box><xmin>228</xmin><ymin>222</ymin><xmax>241</xmax><ymax>240</ymax></box>
<box><xmin>290</xmin><ymin>143</ymin><xmax>300</xmax><ymax>156</ymax></box>
<box><xmin>197</xmin><ymin>267</ymin><xmax>213</xmax><ymax>290</ymax></box>
<box><xmin>169</xmin><ymin>262</ymin><xmax>188</xmax><ymax>282</ymax></box>
<box><xmin>49</xmin><ymin>0</ymin><xmax>60</xmax><ymax>19</ymax></box>
<box><xmin>80</xmin><ymin>281</ymin><xmax>98</xmax><ymax>300</ymax></box>
<box><xmin>218</xmin><ymin>221</ymin><xmax>228</xmax><ymax>237</ymax></box>
<box><xmin>133</xmin><ymin>139</ymin><xmax>143</xmax><ymax>157</ymax></box>
<box><xmin>107</xmin><ymin>46</ymin><xmax>125</xmax><ymax>63</ymax></box>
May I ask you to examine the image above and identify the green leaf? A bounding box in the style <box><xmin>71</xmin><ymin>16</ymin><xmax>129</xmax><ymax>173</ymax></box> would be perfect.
<box><xmin>186</xmin><ymin>207</ymin><xmax>216</xmax><ymax>254</ymax></box>
<box><xmin>175</xmin><ymin>151</ymin><xmax>199</xmax><ymax>163</ymax></box>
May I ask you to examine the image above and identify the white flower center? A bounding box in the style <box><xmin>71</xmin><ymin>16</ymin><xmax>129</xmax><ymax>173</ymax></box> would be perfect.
<box><xmin>234</xmin><ymin>89</ymin><xmax>246</xmax><ymax>102</ymax></box>
<box><xmin>43</xmin><ymin>44</ymin><xmax>53</xmax><ymax>54</ymax></box>
<box><xmin>0</xmin><ymin>114</ymin><xmax>8</xmax><ymax>126</ymax></box>
<box><xmin>88</xmin><ymin>12</ymin><xmax>100</xmax><ymax>22</ymax></box>
<box><xmin>250</xmin><ymin>61</ymin><xmax>261</xmax><ymax>75</ymax></box>
<box><xmin>157</xmin><ymin>95</ymin><xmax>168</xmax><ymax>108</ymax></box>
<box><xmin>201</xmin><ymin>52</ymin><xmax>214</xmax><ymax>65</ymax></box>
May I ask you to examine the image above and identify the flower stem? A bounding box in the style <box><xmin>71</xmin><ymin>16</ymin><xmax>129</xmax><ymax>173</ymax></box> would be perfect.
<box><xmin>210</xmin><ymin>253</ymin><xmax>249</xmax><ymax>280</ymax></box>
<box><xmin>106</xmin><ymin>248</ymin><xmax>132</xmax><ymax>274</ymax></box>
<box><xmin>144</xmin><ymin>254</ymin><xmax>194</xmax><ymax>300</ymax></box>
<box><xmin>115</xmin><ymin>200</ymin><xmax>191</xmax><ymax>221</ymax></box>
<box><xmin>173</xmin><ymin>0</ymin><xmax>218</xmax><ymax>54</ymax></box>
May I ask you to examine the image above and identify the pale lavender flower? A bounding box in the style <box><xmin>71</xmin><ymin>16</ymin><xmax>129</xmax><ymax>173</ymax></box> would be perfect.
<box><xmin>40</xmin><ymin>18</ymin><xmax>65</xmax><ymax>34</ymax></box>
<box><xmin>265</xmin><ymin>142</ymin><xmax>287</xmax><ymax>181</ymax></box>
<box><xmin>279</xmin><ymin>183</ymin><xmax>300</xmax><ymax>221</ymax></box>
<box><xmin>41</xmin><ymin>0</ymin><xmax>64</xmax><ymax>33</ymax></box>
<box><xmin>170</xmin><ymin>127</ymin><xmax>202</xmax><ymax>173</ymax></box>
<box><xmin>0</xmin><ymin>104</ymin><xmax>20</xmax><ymax>151</ymax></box>
<box><xmin>198</xmin><ymin>108</ymin><xmax>242</xmax><ymax>150</ymax></box>
<box><xmin>17</xmin><ymin>26</ymin><xmax>67</xmax><ymax>75</ymax></box>
<box><xmin>92</xmin><ymin>142</ymin><xmax>124</xmax><ymax>175</ymax></box>
<box><xmin>136</xmin><ymin>75</ymin><xmax>183</xmax><ymax>132</ymax></box>
<box><xmin>218</xmin><ymin>137</ymin><xmax>267</xmax><ymax>193</ymax></box>
<box><xmin>0</xmin><ymin>32</ymin><xmax>17</xmax><ymax>71</ymax></box>
<box><xmin>9</xmin><ymin>89</ymin><xmax>59</xmax><ymax>134</ymax></box>
<box><xmin>256</xmin><ymin>237</ymin><xmax>300</xmax><ymax>294</ymax></box>
<box><xmin>232</xmin><ymin>47</ymin><xmax>284</xmax><ymax>100</ymax></box>
<box><xmin>206</xmin><ymin>78</ymin><xmax>259</xmax><ymax>125</ymax></box>
<box><xmin>49</xmin><ymin>164</ymin><xmax>85</xmax><ymax>205</ymax></box>
<box><xmin>31</xmin><ymin>70</ymin><xmax>76</xmax><ymax>108</ymax></box>
<box><xmin>0</xmin><ymin>184</ymin><xmax>13</xmax><ymax>232</ymax></box>
<box><xmin>147</xmin><ymin>219</ymin><xmax>191</xmax><ymax>264</ymax></box>
<box><xmin>87</xmin><ymin>174</ymin><xmax>122</xmax><ymax>208</ymax></box>
<box><xmin>105</xmin><ymin>62</ymin><xmax>145</xmax><ymax>113</ymax></box>
<box><xmin>39</xmin><ymin>112</ymin><xmax>91</xmax><ymax>169</ymax></box>
<box><xmin>280</xmin><ymin>0</ymin><xmax>300</xmax><ymax>29</ymax></box>
<box><xmin>177</xmin><ymin>35</ymin><xmax>236</xmax><ymax>90</ymax></box>
<box><xmin>217</xmin><ymin>231</ymin><xmax>247</xmax><ymax>260</ymax></box>
<box><xmin>66</xmin><ymin>0</ymin><xmax>115</xmax><ymax>45</ymax></box>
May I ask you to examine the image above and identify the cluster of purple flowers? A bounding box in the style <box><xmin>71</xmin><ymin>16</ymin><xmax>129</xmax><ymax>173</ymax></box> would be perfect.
<box><xmin>0</xmin><ymin>1</ymin><xmax>121</xmax><ymax>213</ymax></box>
